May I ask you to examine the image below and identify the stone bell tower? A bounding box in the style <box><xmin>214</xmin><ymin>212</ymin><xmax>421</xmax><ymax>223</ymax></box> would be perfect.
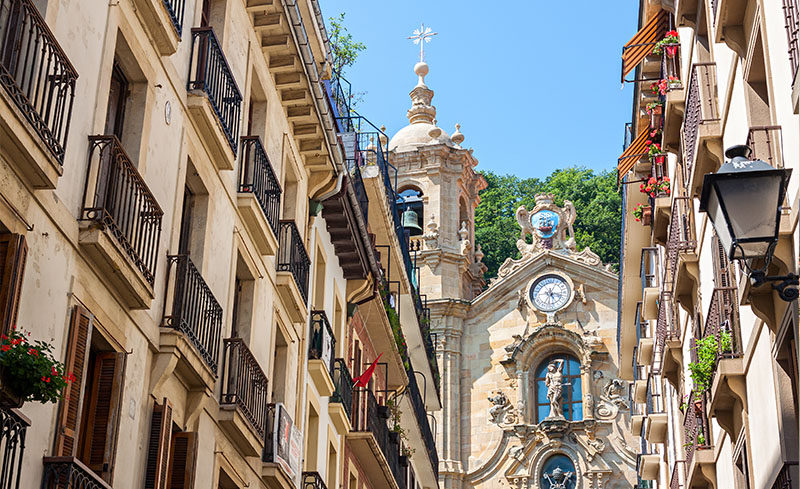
<box><xmin>387</xmin><ymin>58</ymin><xmax>487</xmax><ymax>489</ymax></box>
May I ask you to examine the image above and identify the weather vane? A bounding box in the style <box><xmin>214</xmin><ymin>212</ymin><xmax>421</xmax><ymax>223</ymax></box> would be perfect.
<box><xmin>408</xmin><ymin>23</ymin><xmax>437</xmax><ymax>62</ymax></box>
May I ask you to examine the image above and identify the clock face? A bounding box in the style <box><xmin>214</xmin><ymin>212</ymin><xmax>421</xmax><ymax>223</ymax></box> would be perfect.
<box><xmin>530</xmin><ymin>275</ymin><xmax>571</xmax><ymax>312</ymax></box>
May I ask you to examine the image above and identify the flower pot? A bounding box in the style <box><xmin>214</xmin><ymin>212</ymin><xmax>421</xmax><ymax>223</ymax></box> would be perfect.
<box><xmin>377</xmin><ymin>405</ymin><xmax>391</xmax><ymax>419</ymax></box>
<box><xmin>665</xmin><ymin>45</ymin><xmax>678</xmax><ymax>58</ymax></box>
<box><xmin>652</xmin><ymin>154</ymin><xmax>665</xmax><ymax>165</ymax></box>
<box><xmin>389</xmin><ymin>432</ymin><xmax>400</xmax><ymax>444</ymax></box>
<box><xmin>642</xmin><ymin>206</ymin><xmax>652</xmax><ymax>226</ymax></box>
<box><xmin>0</xmin><ymin>367</ymin><xmax>24</xmax><ymax>408</ymax></box>
<box><xmin>649</xmin><ymin>110</ymin><xmax>662</xmax><ymax>130</ymax></box>
<box><xmin>693</xmin><ymin>400</ymin><xmax>703</xmax><ymax>413</ymax></box>
<box><xmin>399</xmin><ymin>455</ymin><xmax>409</xmax><ymax>467</ymax></box>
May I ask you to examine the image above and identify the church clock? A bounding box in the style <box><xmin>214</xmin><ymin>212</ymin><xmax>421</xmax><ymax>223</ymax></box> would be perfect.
<box><xmin>529</xmin><ymin>274</ymin><xmax>572</xmax><ymax>312</ymax></box>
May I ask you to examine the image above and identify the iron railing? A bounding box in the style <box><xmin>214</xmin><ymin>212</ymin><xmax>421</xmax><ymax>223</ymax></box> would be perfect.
<box><xmin>239</xmin><ymin>136</ymin><xmax>281</xmax><ymax>236</ymax></box>
<box><xmin>163</xmin><ymin>0</ymin><xmax>186</xmax><ymax>35</ymax></box>
<box><xmin>0</xmin><ymin>0</ymin><xmax>77</xmax><ymax>163</ymax></box>
<box><xmin>308</xmin><ymin>310</ymin><xmax>336</xmax><ymax>375</ymax></box>
<box><xmin>682</xmin><ymin>393</ymin><xmax>711</xmax><ymax>469</ymax></box>
<box><xmin>324</xmin><ymin>73</ymin><xmax>353</xmax><ymax>132</ymax></box>
<box><xmin>220</xmin><ymin>337</ymin><xmax>269</xmax><ymax>440</ymax></box>
<box><xmin>655</xmin><ymin>292</ymin><xmax>679</xmax><ymax>370</ymax></box>
<box><xmin>352</xmin><ymin>389</ymin><xmax>405</xmax><ymax>489</ymax></box>
<box><xmin>641</xmin><ymin>247</ymin><xmax>660</xmax><ymax>290</ymax></box>
<box><xmin>331</xmin><ymin>358</ymin><xmax>353</xmax><ymax>421</ymax></box>
<box><xmin>188</xmin><ymin>27</ymin><xmax>241</xmax><ymax>153</ymax></box>
<box><xmin>784</xmin><ymin>0</ymin><xmax>800</xmax><ymax>79</ymax></box>
<box><xmin>277</xmin><ymin>220</ymin><xmax>310</xmax><ymax>303</ymax></box>
<box><xmin>163</xmin><ymin>254</ymin><xmax>223</xmax><ymax>374</ymax></box>
<box><xmin>82</xmin><ymin>135</ymin><xmax>163</xmax><ymax>285</ymax></box>
<box><xmin>41</xmin><ymin>457</ymin><xmax>112</xmax><ymax>489</ymax></box>
<box><xmin>645</xmin><ymin>374</ymin><xmax>665</xmax><ymax>415</ymax></box>
<box><xmin>773</xmin><ymin>462</ymin><xmax>798</xmax><ymax>489</ymax></box>
<box><xmin>0</xmin><ymin>407</ymin><xmax>28</xmax><ymax>489</ymax></box>
<box><xmin>670</xmin><ymin>460</ymin><xmax>685</xmax><ymax>489</ymax></box>
<box><xmin>747</xmin><ymin>125</ymin><xmax>784</xmax><ymax>168</ymax></box>
<box><xmin>702</xmin><ymin>286</ymin><xmax>741</xmax><ymax>390</ymax></box>
<box><xmin>406</xmin><ymin>362</ymin><xmax>438</xmax><ymax>478</ymax></box>
<box><xmin>665</xmin><ymin>196</ymin><xmax>696</xmax><ymax>291</ymax></box>
<box><xmin>629</xmin><ymin>381</ymin><xmax>645</xmax><ymax>437</ymax></box>
<box><xmin>682</xmin><ymin>63</ymin><xmax>719</xmax><ymax>172</ymax></box>
<box><xmin>302</xmin><ymin>472</ymin><xmax>327</xmax><ymax>489</ymax></box>
<box><xmin>660</xmin><ymin>42</ymin><xmax>681</xmax><ymax>85</ymax></box>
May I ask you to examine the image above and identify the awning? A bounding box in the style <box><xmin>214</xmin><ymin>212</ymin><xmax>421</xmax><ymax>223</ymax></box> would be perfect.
<box><xmin>621</xmin><ymin>10</ymin><xmax>670</xmax><ymax>82</ymax></box>
<box><xmin>618</xmin><ymin>127</ymin><xmax>650</xmax><ymax>181</ymax></box>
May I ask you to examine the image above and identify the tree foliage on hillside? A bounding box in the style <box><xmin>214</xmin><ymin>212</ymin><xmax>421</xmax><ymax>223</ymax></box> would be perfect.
<box><xmin>475</xmin><ymin>167</ymin><xmax>621</xmax><ymax>278</ymax></box>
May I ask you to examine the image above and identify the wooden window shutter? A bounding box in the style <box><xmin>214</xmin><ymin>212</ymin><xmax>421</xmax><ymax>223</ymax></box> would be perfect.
<box><xmin>55</xmin><ymin>305</ymin><xmax>94</xmax><ymax>457</ymax></box>
<box><xmin>145</xmin><ymin>398</ymin><xmax>173</xmax><ymax>489</ymax></box>
<box><xmin>0</xmin><ymin>234</ymin><xmax>27</xmax><ymax>336</ymax></box>
<box><xmin>168</xmin><ymin>432</ymin><xmax>198</xmax><ymax>489</ymax></box>
<box><xmin>80</xmin><ymin>351</ymin><xmax>126</xmax><ymax>482</ymax></box>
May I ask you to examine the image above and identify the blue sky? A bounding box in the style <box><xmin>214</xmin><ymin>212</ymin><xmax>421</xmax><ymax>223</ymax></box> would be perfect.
<box><xmin>320</xmin><ymin>1</ymin><xmax>638</xmax><ymax>179</ymax></box>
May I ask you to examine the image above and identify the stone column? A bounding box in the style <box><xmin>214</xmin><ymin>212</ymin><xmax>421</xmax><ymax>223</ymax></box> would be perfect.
<box><xmin>433</xmin><ymin>312</ymin><xmax>464</xmax><ymax>489</ymax></box>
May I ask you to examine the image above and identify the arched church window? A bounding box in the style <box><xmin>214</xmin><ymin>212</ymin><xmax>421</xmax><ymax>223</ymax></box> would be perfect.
<box><xmin>399</xmin><ymin>187</ymin><xmax>424</xmax><ymax>237</ymax></box>
<box><xmin>534</xmin><ymin>354</ymin><xmax>582</xmax><ymax>422</ymax></box>
<box><xmin>540</xmin><ymin>454</ymin><xmax>576</xmax><ymax>489</ymax></box>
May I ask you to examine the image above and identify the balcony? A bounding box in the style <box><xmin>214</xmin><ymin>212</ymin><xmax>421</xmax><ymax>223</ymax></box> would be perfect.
<box><xmin>713</xmin><ymin>0</ymin><xmax>749</xmax><ymax>56</ymax></box>
<box><xmin>263</xmin><ymin>403</ymin><xmax>300</xmax><ymax>489</ymax></box>
<box><xmin>683</xmin><ymin>63</ymin><xmax>722</xmax><ymax>199</ymax></box>
<box><xmin>670</xmin><ymin>461</ymin><xmax>685</xmax><ymax>489</ymax></box>
<box><xmin>636</xmin><ymin>312</ymin><xmax>655</xmax><ymax>368</ymax></box>
<box><xmin>348</xmin><ymin>388</ymin><xmax>404</xmax><ymax>489</ymax></box>
<box><xmin>640</xmin><ymin>248</ymin><xmax>660</xmax><ymax>320</ymax></box>
<box><xmin>41</xmin><ymin>457</ymin><xmax>112</xmax><ymax>489</ymax></box>
<box><xmin>704</xmin><ymin>287</ymin><xmax>746</xmax><ymax>439</ymax></box>
<box><xmin>303</xmin><ymin>472</ymin><xmax>328</xmax><ymax>489</ymax></box>
<box><xmin>637</xmin><ymin>452</ymin><xmax>661</xmax><ymax>481</ymax></box>
<box><xmin>683</xmin><ymin>394</ymin><xmax>715</xmax><ymax>488</ymax></box>
<box><xmin>633</xmin><ymin>342</ymin><xmax>647</xmax><ymax>404</ymax></box>
<box><xmin>161</xmin><ymin>254</ymin><xmax>222</xmax><ymax>387</ymax></box>
<box><xmin>404</xmin><ymin>360</ymin><xmax>439</xmax><ymax>481</ymax></box>
<box><xmin>79</xmin><ymin>136</ymin><xmax>163</xmax><ymax>309</ymax></box>
<box><xmin>630</xmin><ymin>381</ymin><xmax>645</xmax><ymax>436</ymax></box>
<box><xmin>668</xmin><ymin>196</ymin><xmax>699</xmax><ymax>314</ymax></box>
<box><xmin>0</xmin><ymin>0</ymin><xmax>77</xmax><ymax>188</ymax></box>
<box><xmin>276</xmin><ymin>220</ymin><xmax>310</xmax><ymax>322</ymax></box>
<box><xmin>656</xmin><ymin>294</ymin><xmax>682</xmax><ymax>387</ymax></box>
<box><xmin>644</xmin><ymin>375</ymin><xmax>667</xmax><ymax>444</ymax></box>
<box><xmin>771</xmin><ymin>462</ymin><xmax>798</xmax><ymax>489</ymax></box>
<box><xmin>660</xmin><ymin>46</ymin><xmax>686</xmax><ymax>153</ymax></box>
<box><xmin>187</xmin><ymin>27</ymin><xmax>242</xmax><ymax>170</ymax></box>
<box><xmin>1</xmin><ymin>407</ymin><xmax>29</xmax><ymax>489</ymax></box>
<box><xmin>219</xmin><ymin>337</ymin><xmax>269</xmax><ymax>456</ymax></box>
<box><xmin>329</xmin><ymin>358</ymin><xmax>353</xmax><ymax>432</ymax></box>
<box><xmin>130</xmin><ymin>0</ymin><xmax>185</xmax><ymax>54</ymax></box>
<box><xmin>747</xmin><ymin>126</ymin><xmax>785</xmax><ymax>169</ymax></box>
<box><xmin>238</xmin><ymin>136</ymin><xmax>281</xmax><ymax>255</ymax></box>
<box><xmin>308</xmin><ymin>310</ymin><xmax>336</xmax><ymax>396</ymax></box>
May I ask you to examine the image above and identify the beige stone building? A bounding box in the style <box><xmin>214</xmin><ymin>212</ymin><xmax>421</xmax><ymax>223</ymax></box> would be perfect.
<box><xmin>0</xmin><ymin>1</ymin><xmax>440</xmax><ymax>489</ymax></box>
<box><xmin>616</xmin><ymin>0</ymin><xmax>799</xmax><ymax>488</ymax></box>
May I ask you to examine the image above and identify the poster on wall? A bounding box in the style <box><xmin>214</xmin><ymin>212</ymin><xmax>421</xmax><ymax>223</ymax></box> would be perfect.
<box><xmin>274</xmin><ymin>403</ymin><xmax>300</xmax><ymax>479</ymax></box>
<box><xmin>321</xmin><ymin>323</ymin><xmax>332</xmax><ymax>369</ymax></box>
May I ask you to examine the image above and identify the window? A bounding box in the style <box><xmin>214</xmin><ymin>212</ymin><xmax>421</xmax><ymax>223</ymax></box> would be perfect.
<box><xmin>144</xmin><ymin>398</ymin><xmax>198</xmax><ymax>489</ymax></box>
<box><xmin>104</xmin><ymin>62</ymin><xmax>129</xmax><ymax>140</ymax></box>
<box><xmin>304</xmin><ymin>403</ymin><xmax>320</xmax><ymax>471</ymax></box>
<box><xmin>534</xmin><ymin>354</ymin><xmax>582</xmax><ymax>422</ymax></box>
<box><xmin>103</xmin><ymin>35</ymin><xmax>149</xmax><ymax>163</ymax></box>
<box><xmin>733</xmin><ymin>429</ymin><xmax>751</xmax><ymax>489</ymax></box>
<box><xmin>271</xmin><ymin>321</ymin><xmax>289</xmax><ymax>404</ymax></box>
<box><xmin>540</xmin><ymin>454</ymin><xmax>576</xmax><ymax>489</ymax></box>
<box><xmin>231</xmin><ymin>254</ymin><xmax>255</xmax><ymax>339</ymax></box>
<box><xmin>0</xmin><ymin>232</ymin><xmax>27</xmax><ymax>336</ymax></box>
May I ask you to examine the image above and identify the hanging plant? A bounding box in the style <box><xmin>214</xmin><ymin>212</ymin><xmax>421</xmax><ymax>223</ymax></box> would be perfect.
<box><xmin>653</xmin><ymin>30</ymin><xmax>680</xmax><ymax>56</ymax></box>
<box><xmin>0</xmin><ymin>327</ymin><xmax>74</xmax><ymax>406</ymax></box>
<box><xmin>632</xmin><ymin>203</ymin><xmax>652</xmax><ymax>224</ymax></box>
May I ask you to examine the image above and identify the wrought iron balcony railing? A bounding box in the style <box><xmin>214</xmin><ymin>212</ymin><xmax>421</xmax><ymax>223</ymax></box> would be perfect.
<box><xmin>670</xmin><ymin>460</ymin><xmax>685</xmax><ymax>489</ymax></box>
<box><xmin>188</xmin><ymin>27</ymin><xmax>241</xmax><ymax>154</ymax></box>
<box><xmin>303</xmin><ymin>472</ymin><xmax>328</xmax><ymax>489</ymax></box>
<box><xmin>352</xmin><ymin>389</ymin><xmax>405</xmax><ymax>489</ymax></box>
<box><xmin>308</xmin><ymin>310</ymin><xmax>336</xmax><ymax>375</ymax></box>
<box><xmin>682</xmin><ymin>63</ymin><xmax>720</xmax><ymax>172</ymax></box>
<box><xmin>655</xmin><ymin>292</ymin><xmax>679</xmax><ymax>369</ymax></box>
<box><xmin>0</xmin><ymin>0</ymin><xmax>78</xmax><ymax>163</ymax></box>
<box><xmin>163</xmin><ymin>254</ymin><xmax>223</xmax><ymax>373</ymax></box>
<box><xmin>163</xmin><ymin>0</ymin><xmax>186</xmax><ymax>35</ymax></box>
<box><xmin>747</xmin><ymin>125</ymin><xmax>784</xmax><ymax>168</ymax></box>
<box><xmin>239</xmin><ymin>136</ymin><xmax>281</xmax><ymax>236</ymax></box>
<box><xmin>682</xmin><ymin>393</ymin><xmax>711</xmax><ymax>470</ymax></box>
<box><xmin>277</xmin><ymin>220</ymin><xmax>310</xmax><ymax>303</ymax></box>
<box><xmin>82</xmin><ymin>135</ymin><xmax>163</xmax><ymax>286</ymax></box>
<box><xmin>701</xmin><ymin>286</ymin><xmax>741</xmax><ymax>390</ymax></box>
<box><xmin>645</xmin><ymin>374</ymin><xmax>665</xmax><ymax>415</ymax></box>
<box><xmin>660</xmin><ymin>42</ymin><xmax>681</xmax><ymax>85</ymax></box>
<box><xmin>331</xmin><ymin>358</ymin><xmax>353</xmax><ymax>421</ymax></box>
<box><xmin>41</xmin><ymin>457</ymin><xmax>111</xmax><ymax>489</ymax></box>
<box><xmin>664</xmin><ymin>196</ymin><xmax>696</xmax><ymax>291</ymax></box>
<box><xmin>221</xmin><ymin>337</ymin><xmax>269</xmax><ymax>440</ymax></box>
<box><xmin>0</xmin><ymin>407</ymin><xmax>29</xmax><ymax>489</ymax></box>
<box><xmin>784</xmin><ymin>0</ymin><xmax>800</xmax><ymax>80</ymax></box>
<box><xmin>772</xmin><ymin>461</ymin><xmax>798</xmax><ymax>489</ymax></box>
<box><xmin>406</xmin><ymin>361</ymin><xmax>438</xmax><ymax>478</ymax></box>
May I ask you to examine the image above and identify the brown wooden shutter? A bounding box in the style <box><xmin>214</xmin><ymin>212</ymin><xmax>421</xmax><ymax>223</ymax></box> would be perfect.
<box><xmin>0</xmin><ymin>234</ymin><xmax>27</xmax><ymax>336</ymax></box>
<box><xmin>80</xmin><ymin>351</ymin><xmax>126</xmax><ymax>482</ymax></box>
<box><xmin>55</xmin><ymin>305</ymin><xmax>94</xmax><ymax>457</ymax></box>
<box><xmin>168</xmin><ymin>432</ymin><xmax>198</xmax><ymax>489</ymax></box>
<box><xmin>145</xmin><ymin>398</ymin><xmax>173</xmax><ymax>489</ymax></box>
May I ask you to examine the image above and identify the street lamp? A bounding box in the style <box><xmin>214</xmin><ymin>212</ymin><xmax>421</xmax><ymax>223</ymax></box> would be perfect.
<box><xmin>699</xmin><ymin>145</ymin><xmax>798</xmax><ymax>301</ymax></box>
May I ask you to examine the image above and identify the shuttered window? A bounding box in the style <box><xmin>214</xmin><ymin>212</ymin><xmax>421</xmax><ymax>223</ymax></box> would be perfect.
<box><xmin>145</xmin><ymin>399</ymin><xmax>198</xmax><ymax>489</ymax></box>
<box><xmin>169</xmin><ymin>432</ymin><xmax>198</xmax><ymax>489</ymax></box>
<box><xmin>0</xmin><ymin>233</ymin><xmax>27</xmax><ymax>336</ymax></box>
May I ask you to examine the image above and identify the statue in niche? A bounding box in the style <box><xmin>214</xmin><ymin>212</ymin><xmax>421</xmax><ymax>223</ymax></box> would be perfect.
<box><xmin>544</xmin><ymin>360</ymin><xmax>569</xmax><ymax>419</ymax></box>
<box><xmin>543</xmin><ymin>467</ymin><xmax>573</xmax><ymax>489</ymax></box>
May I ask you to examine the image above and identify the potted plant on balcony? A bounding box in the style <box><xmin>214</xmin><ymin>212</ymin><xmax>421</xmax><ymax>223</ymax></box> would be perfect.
<box><xmin>640</xmin><ymin>176</ymin><xmax>671</xmax><ymax>198</ymax></box>
<box><xmin>646</xmin><ymin>101</ymin><xmax>663</xmax><ymax>129</ymax></box>
<box><xmin>647</xmin><ymin>141</ymin><xmax>666</xmax><ymax>165</ymax></box>
<box><xmin>0</xmin><ymin>327</ymin><xmax>74</xmax><ymax>408</ymax></box>
<box><xmin>666</xmin><ymin>75</ymin><xmax>682</xmax><ymax>90</ymax></box>
<box><xmin>653</xmin><ymin>30</ymin><xmax>680</xmax><ymax>57</ymax></box>
<box><xmin>688</xmin><ymin>330</ymin><xmax>732</xmax><ymax>393</ymax></box>
<box><xmin>632</xmin><ymin>203</ymin><xmax>652</xmax><ymax>225</ymax></box>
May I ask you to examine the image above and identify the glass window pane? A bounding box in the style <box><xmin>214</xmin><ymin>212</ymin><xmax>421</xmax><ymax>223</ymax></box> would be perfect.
<box><xmin>540</xmin><ymin>454</ymin><xmax>576</xmax><ymax>489</ymax></box>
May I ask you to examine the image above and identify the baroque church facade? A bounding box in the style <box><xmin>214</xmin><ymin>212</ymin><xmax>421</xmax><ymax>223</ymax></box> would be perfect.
<box><xmin>389</xmin><ymin>61</ymin><xmax>638</xmax><ymax>489</ymax></box>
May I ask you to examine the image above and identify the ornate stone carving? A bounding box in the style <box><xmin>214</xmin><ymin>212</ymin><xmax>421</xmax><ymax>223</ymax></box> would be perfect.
<box><xmin>509</xmin><ymin>445</ymin><xmax>525</xmax><ymax>462</ymax></box>
<box><xmin>543</xmin><ymin>468</ymin><xmax>574</xmax><ymax>489</ymax></box>
<box><xmin>488</xmin><ymin>391</ymin><xmax>512</xmax><ymax>424</ymax></box>
<box><xmin>595</xmin><ymin>378</ymin><xmax>628</xmax><ymax>420</ymax></box>
<box><xmin>423</xmin><ymin>214</ymin><xmax>440</xmax><ymax>249</ymax></box>
<box><xmin>459</xmin><ymin>221</ymin><xmax>472</xmax><ymax>255</ymax></box>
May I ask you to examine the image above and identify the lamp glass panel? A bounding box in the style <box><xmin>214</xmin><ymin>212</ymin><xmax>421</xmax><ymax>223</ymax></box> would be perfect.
<box><xmin>706</xmin><ymin>188</ymin><xmax>734</xmax><ymax>258</ymax></box>
<box><xmin>714</xmin><ymin>174</ymin><xmax>781</xmax><ymax>254</ymax></box>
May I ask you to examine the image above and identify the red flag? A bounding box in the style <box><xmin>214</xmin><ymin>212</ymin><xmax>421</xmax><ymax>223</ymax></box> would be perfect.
<box><xmin>353</xmin><ymin>353</ymin><xmax>382</xmax><ymax>388</ymax></box>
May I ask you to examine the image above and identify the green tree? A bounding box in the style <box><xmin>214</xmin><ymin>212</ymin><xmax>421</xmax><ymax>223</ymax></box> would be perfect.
<box><xmin>475</xmin><ymin>167</ymin><xmax>621</xmax><ymax>279</ymax></box>
<box><xmin>328</xmin><ymin>13</ymin><xmax>366</xmax><ymax>78</ymax></box>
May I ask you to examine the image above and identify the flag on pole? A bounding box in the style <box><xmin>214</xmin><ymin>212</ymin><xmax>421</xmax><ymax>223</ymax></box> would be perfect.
<box><xmin>353</xmin><ymin>353</ymin><xmax>382</xmax><ymax>388</ymax></box>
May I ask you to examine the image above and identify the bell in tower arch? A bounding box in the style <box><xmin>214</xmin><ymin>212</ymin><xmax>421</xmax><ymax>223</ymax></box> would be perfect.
<box><xmin>402</xmin><ymin>208</ymin><xmax>423</xmax><ymax>236</ymax></box>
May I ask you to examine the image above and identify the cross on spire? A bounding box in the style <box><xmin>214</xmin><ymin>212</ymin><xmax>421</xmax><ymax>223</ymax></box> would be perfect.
<box><xmin>408</xmin><ymin>23</ymin><xmax>437</xmax><ymax>62</ymax></box>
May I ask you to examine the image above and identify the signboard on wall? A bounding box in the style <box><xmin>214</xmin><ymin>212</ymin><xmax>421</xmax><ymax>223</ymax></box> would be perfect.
<box><xmin>273</xmin><ymin>403</ymin><xmax>301</xmax><ymax>479</ymax></box>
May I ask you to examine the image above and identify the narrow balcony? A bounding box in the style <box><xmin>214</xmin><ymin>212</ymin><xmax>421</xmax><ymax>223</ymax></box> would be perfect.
<box><xmin>660</xmin><ymin>45</ymin><xmax>686</xmax><ymax>153</ymax></box>
<box><xmin>238</xmin><ymin>136</ymin><xmax>281</xmax><ymax>255</ymax></box>
<box><xmin>349</xmin><ymin>388</ymin><xmax>404</xmax><ymax>489</ymax></box>
<box><xmin>41</xmin><ymin>457</ymin><xmax>111</xmax><ymax>489</ymax></box>
<box><xmin>263</xmin><ymin>403</ymin><xmax>299</xmax><ymax>489</ymax></box>
<box><xmin>644</xmin><ymin>374</ymin><xmax>667</xmax><ymax>444</ymax></box>
<box><xmin>656</xmin><ymin>294</ymin><xmax>682</xmax><ymax>387</ymax></box>
<box><xmin>220</xmin><ymin>337</ymin><xmax>269</xmax><ymax>456</ymax></box>
<box><xmin>636</xmin><ymin>311</ymin><xmax>654</xmax><ymax>368</ymax></box>
<box><xmin>670</xmin><ymin>460</ymin><xmax>685</xmax><ymax>489</ymax></box>
<box><xmin>161</xmin><ymin>254</ymin><xmax>222</xmax><ymax>387</ymax></box>
<box><xmin>747</xmin><ymin>125</ymin><xmax>784</xmax><ymax>169</ymax></box>
<box><xmin>683</xmin><ymin>63</ymin><xmax>722</xmax><ymax>198</ymax></box>
<box><xmin>683</xmin><ymin>394</ymin><xmax>715</xmax><ymax>488</ymax></box>
<box><xmin>640</xmin><ymin>247</ymin><xmax>660</xmax><ymax>320</ymax></box>
<box><xmin>630</xmin><ymin>382</ymin><xmax>645</xmax><ymax>436</ymax></box>
<box><xmin>668</xmin><ymin>196</ymin><xmax>699</xmax><ymax>313</ymax></box>
<box><xmin>405</xmin><ymin>360</ymin><xmax>439</xmax><ymax>481</ymax></box>
<box><xmin>308</xmin><ymin>310</ymin><xmax>336</xmax><ymax>396</ymax></box>
<box><xmin>329</xmin><ymin>358</ymin><xmax>353</xmax><ymax>432</ymax></box>
<box><xmin>79</xmin><ymin>136</ymin><xmax>163</xmax><ymax>309</ymax></box>
<box><xmin>714</xmin><ymin>0</ymin><xmax>748</xmax><ymax>56</ymax></box>
<box><xmin>130</xmin><ymin>0</ymin><xmax>185</xmax><ymax>54</ymax></box>
<box><xmin>1</xmin><ymin>407</ymin><xmax>29</xmax><ymax>489</ymax></box>
<box><xmin>633</xmin><ymin>342</ymin><xmax>647</xmax><ymax>404</ymax></box>
<box><xmin>276</xmin><ymin>220</ymin><xmax>310</xmax><ymax>322</ymax></box>
<box><xmin>771</xmin><ymin>462</ymin><xmax>798</xmax><ymax>489</ymax></box>
<box><xmin>187</xmin><ymin>27</ymin><xmax>242</xmax><ymax>170</ymax></box>
<box><xmin>0</xmin><ymin>0</ymin><xmax>77</xmax><ymax>188</ymax></box>
<box><xmin>303</xmin><ymin>472</ymin><xmax>328</xmax><ymax>489</ymax></box>
<box><xmin>637</xmin><ymin>451</ymin><xmax>660</xmax><ymax>481</ymax></box>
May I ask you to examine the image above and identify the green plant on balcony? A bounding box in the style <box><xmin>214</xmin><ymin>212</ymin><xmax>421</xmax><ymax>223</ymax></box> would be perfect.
<box><xmin>653</xmin><ymin>30</ymin><xmax>680</xmax><ymax>56</ymax></box>
<box><xmin>0</xmin><ymin>327</ymin><xmax>74</xmax><ymax>405</ymax></box>
<box><xmin>379</xmin><ymin>284</ymin><xmax>411</xmax><ymax>371</ymax></box>
<box><xmin>640</xmin><ymin>176</ymin><xmax>670</xmax><ymax>198</ymax></box>
<box><xmin>688</xmin><ymin>330</ymin><xmax>732</xmax><ymax>392</ymax></box>
<box><xmin>632</xmin><ymin>203</ymin><xmax>650</xmax><ymax>223</ymax></box>
<box><xmin>386</xmin><ymin>397</ymin><xmax>415</xmax><ymax>455</ymax></box>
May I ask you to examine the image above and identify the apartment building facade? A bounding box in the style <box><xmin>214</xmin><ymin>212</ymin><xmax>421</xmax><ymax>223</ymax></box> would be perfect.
<box><xmin>0</xmin><ymin>1</ymin><xmax>440</xmax><ymax>489</ymax></box>
<box><xmin>617</xmin><ymin>0</ymin><xmax>799</xmax><ymax>488</ymax></box>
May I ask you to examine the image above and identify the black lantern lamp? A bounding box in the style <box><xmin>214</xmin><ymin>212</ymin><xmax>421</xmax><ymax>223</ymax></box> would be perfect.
<box><xmin>699</xmin><ymin>145</ymin><xmax>797</xmax><ymax>301</ymax></box>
